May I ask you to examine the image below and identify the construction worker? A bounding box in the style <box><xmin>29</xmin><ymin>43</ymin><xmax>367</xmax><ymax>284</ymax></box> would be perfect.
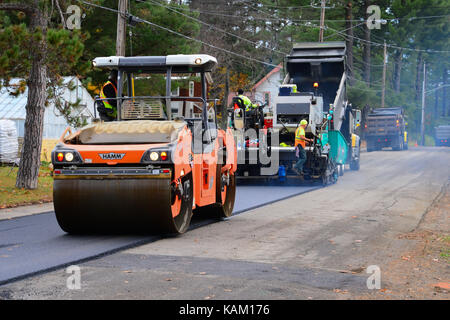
<box><xmin>98</xmin><ymin>70</ymin><xmax>118</xmax><ymax>121</ymax></box>
<box><xmin>237</xmin><ymin>89</ymin><xmax>258</xmax><ymax>112</ymax></box>
<box><xmin>293</xmin><ymin>119</ymin><xmax>313</xmax><ymax>175</ymax></box>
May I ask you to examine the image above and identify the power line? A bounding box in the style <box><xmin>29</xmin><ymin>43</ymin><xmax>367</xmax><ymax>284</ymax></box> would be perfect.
<box><xmin>352</xmin><ymin>55</ymin><xmax>385</xmax><ymax>68</ymax></box>
<box><xmin>197</xmin><ymin>0</ymin><xmax>343</xmax><ymax>10</ymax></box>
<box><xmin>80</xmin><ymin>0</ymin><xmax>280</xmax><ymax>68</ymax></box>
<box><xmin>323</xmin><ymin>21</ymin><xmax>366</xmax><ymax>40</ymax></box>
<box><xmin>348</xmin><ymin>86</ymin><xmax>383</xmax><ymax>93</ymax></box>
<box><xmin>145</xmin><ymin>1</ymin><xmax>450</xmax><ymax>24</ymax></box>
<box><xmin>347</xmin><ymin>75</ymin><xmax>384</xmax><ymax>88</ymax></box>
<box><xmin>137</xmin><ymin>0</ymin><xmax>289</xmax><ymax>56</ymax></box>
<box><xmin>145</xmin><ymin>1</ymin><xmax>366</xmax><ymax>23</ymax></box>
<box><xmin>426</xmin><ymin>84</ymin><xmax>450</xmax><ymax>95</ymax></box>
<box><xmin>327</xmin><ymin>25</ymin><xmax>450</xmax><ymax>54</ymax></box>
<box><xmin>243</xmin><ymin>0</ymin><xmax>339</xmax><ymax>10</ymax></box>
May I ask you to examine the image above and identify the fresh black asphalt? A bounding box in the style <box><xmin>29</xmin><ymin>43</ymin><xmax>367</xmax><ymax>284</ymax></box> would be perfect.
<box><xmin>0</xmin><ymin>184</ymin><xmax>319</xmax><ymax>285</ymax></box>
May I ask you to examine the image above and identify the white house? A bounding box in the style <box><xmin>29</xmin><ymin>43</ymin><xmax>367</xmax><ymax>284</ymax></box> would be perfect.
<box><xmin>0</xmin><ymin>77</ymin><xmax>95</xmax><ymax>138</ymax></box>
<box><xmin>251</xmin><ymin>63</ymin><xmax>283</xmax><ymax>113</ymax></box>
<box><xmin>0</xmin><ymin>77</ymin><xmax>95</xmax><ymax>160</ymax></box>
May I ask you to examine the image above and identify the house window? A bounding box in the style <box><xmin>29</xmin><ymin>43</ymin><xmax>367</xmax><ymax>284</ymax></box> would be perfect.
<box><xmin>189</xmin><ymin>81</ymin><xmax>195</xmax><ymax>97</ymax></box>
<box><xmin>171</xmin><ymin>87</ymin><xmax>180</xmax><ymax>96</ymax></box>
<box><xmin>264</xmin><ymin>92</ymin><xmax>270</xmax><ymax>106</ymax></box>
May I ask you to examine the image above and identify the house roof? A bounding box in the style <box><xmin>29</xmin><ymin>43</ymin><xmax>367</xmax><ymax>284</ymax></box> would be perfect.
<box><xmin>252</xmin><ymin>63</ymin><xmax>283</xmax><ymax>91</ymax></box>
<box><xmin>0</xmin><ymin>77</ymin><xmax>88</xmax><ymax>120</ymax></box>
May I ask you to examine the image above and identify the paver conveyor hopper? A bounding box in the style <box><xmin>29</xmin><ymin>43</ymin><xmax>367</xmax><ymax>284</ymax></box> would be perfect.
<box><xmin>51</xmin><ymin>55</ymin><xmax>237</xmax><ymax>234</ymax></box>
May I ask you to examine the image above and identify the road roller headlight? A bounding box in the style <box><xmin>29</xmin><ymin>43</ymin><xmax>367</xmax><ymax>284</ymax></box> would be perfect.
<box><xmin>141</xmin><ymin>148</ymin><xmax>172</xmax><ymax>163</ymax></box>
<box><xmin>52</xmin><ymin>149</ymin><xmax>83</xmax><ymax>164</ymax></box>
<box><xmin>149</xmin><ymin>152</ymin><xmax>159</xmax><ymax>161</ymax></box>
<box><xmin>64</xmin><ymin>152</ymin><xmax>74</xmax><ymax>162</ymax></box>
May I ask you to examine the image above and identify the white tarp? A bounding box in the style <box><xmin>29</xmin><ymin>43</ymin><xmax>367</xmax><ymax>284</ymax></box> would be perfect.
<box><xmin>0</xmin><ymin>119</ymin><xmax>19</xmax><ymax>162</ymax></box>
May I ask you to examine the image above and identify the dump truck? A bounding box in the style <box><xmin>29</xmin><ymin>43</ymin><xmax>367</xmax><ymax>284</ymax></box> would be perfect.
<box><xmin>435</xmin><ymin>125</ymin><xmax>450</xmax><ymax>147</ymax></box>
<box><xmin>365</xmin><ymin>107</ymin><xmax>408</xmax><ymax>151</ymax></box>
<box><xmin>230</xmin><ymin>42</ymin><xmax>361</xmax><ymax>184</ymax></box>
<box><xmin>51</xmin><ymin>54</ymin><xmax>237</xmax><ymax>234</ymax></box>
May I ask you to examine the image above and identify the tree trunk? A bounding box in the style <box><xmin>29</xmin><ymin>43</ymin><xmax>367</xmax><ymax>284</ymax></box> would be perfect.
<box><xmin>443</xmin><ymin>68</ymin><xmax>448</xmax><ymax>117</ymax></box>
<box><xmin>415</xmin><ymin>53</ymin><xmax>423</xmax><ymax>102</ymax></box>
<box><xmin>434</xmin><ymin>87</ymin><xmax>439</xmax><ymax>119</ymax></box>
<box><xmin>345</xmin><ymin>1</ymin><xmax>354</xmax><ymax>85</ymax></box>
<box><xmin>393</xmin><ymin>49</ymin><xmax>402</xmax><ymax>93</ymax></box>
<box><xmin>363</xmin><ymin>0</ymin><xmax>371</xmax><ymax>85</ymax></box>
<box><xmin>15</xmin><ymin>6</ymin><xmax>48</xmax><ymax>189</ymax></box>
<box><xmin>224</xmin><ymin>67</ymin><xmax>229</xmax><ymax>107</ymax></box>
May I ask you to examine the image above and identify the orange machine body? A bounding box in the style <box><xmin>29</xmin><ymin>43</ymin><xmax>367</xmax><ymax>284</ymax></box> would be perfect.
<box><xmin>53</xmin><ymin>124</ymin><xmax>237</xmax><ymax>216</ymax></box>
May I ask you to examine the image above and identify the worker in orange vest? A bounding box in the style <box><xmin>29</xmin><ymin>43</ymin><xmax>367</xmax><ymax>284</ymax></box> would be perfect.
<box><xmin>293</xmin><ymin>119</ymin><xmax>313</xmax><ymax>175</ymax></box>
<box><xmin>98</xmin><ymin>70</ymin><xmax>118</xmax><ymax>121</ymax></box>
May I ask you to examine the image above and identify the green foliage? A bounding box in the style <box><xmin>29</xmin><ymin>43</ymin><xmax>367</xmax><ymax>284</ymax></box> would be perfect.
<box><xmin>0</xmin><ymin>23</ymin><xmax>31</xmax><ymax>83</ymax></box>
<box><xmin>81</xmin><ymin>0</ymin><xmax>201</xmax><ymax>95</ymax></box>
<box><xmin>0</xmin><ymin>1</ymin><xmax>92</xmax><ymax>127</ymax></box>
<box><xmin>0</xmin><ymin>0</ymin><xmax>448</xmax><ymax>133</ymax></box>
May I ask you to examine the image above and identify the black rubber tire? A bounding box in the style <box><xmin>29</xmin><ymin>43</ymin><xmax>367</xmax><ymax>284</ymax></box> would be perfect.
<box><xmin>338</xmin><ymin>164</ymin><xmax>344</xmax><ymax>176</ymax></box>
<box><xmin>392</xmin><ymin>136</ymin><xmax>402</xmax><ymax>151</ymax></box>
<box><xmin>350</xmin><ymin>158</ymin><xmax>360</xmax><ymax>171</ymax></box>
<box><xmin>216</xmin><ymin>165</ymin><xmax>236</xmax><ymax>218</ymax></box>
<box><xmin>54</xmin><ymin>174</ymin><xmax>193</xmax><ymax>235</ymax></box>
<box><xmin>193</xmin><ymin>164</ymin><xmax>236</xmax><ymax>220</ymax></box>
<box><xmin>170</xmin><ymin>174</ymin><xmax>194</xmax><ymax>234</ymax></box>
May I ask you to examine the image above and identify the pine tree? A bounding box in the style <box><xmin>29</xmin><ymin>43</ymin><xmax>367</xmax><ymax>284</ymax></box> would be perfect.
<box><xmin>0</xmin><ymin>0</ymin><xmax>87</xmax><ymax>189</ymax></box>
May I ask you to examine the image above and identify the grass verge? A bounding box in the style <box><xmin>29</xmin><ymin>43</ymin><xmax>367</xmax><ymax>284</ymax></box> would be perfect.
<box><xmin>0</xmin><ymin>163</ymin><xmax>53</xmax><ymax>208</ymax></box>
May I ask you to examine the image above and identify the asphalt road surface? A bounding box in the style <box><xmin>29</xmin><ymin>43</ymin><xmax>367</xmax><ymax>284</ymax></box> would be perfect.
<box><xmin>0</xmin><ymin>147</ymin><xmax>448</xmax><ymax>300</ymax></box>
<box><xmin>0</xmin><ymin>183</ymin><xmax>318</xmax><ymax>285</ymax></box>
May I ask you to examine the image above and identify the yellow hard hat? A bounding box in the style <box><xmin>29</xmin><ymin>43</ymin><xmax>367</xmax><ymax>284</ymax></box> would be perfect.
<box><xmin>300</xmin><ymin>119</ymin><xmax>308</xmax><ymax>126</ymax></box>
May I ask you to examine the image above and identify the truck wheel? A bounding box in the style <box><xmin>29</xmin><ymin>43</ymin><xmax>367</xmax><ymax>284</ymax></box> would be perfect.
<box><xmin>338</xmin><ymin>164</ymin><xmax>344</xmax><ymax>176</ymax></box>
<box><xmin>393</xmin><ymin>137</ymin><xmax>402</xmax><ymax>151</ymax></box>
<box><xmin>350</xmin><ymin>158</ymin><xmax>360</xmax><ymax>171</ymax></box>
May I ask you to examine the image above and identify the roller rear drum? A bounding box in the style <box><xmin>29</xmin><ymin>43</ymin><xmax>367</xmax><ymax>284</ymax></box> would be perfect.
<box><xmin>53</xmin><ymin>175</ymin><xmax>193</xmax><ymax>234</ymax></box>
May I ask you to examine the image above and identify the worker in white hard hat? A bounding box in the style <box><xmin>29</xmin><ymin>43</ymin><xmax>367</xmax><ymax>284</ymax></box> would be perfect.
<box><xmin>293</xmin><ymin>119</ymin><xmax>313</xmax><ymax>175</ymax></box>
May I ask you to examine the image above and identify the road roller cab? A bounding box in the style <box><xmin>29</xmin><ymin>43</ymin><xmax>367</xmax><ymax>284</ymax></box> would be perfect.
<box><xmin>51</xmin><ymin>55</ymin><xmax>237</xmax><ymax>234</ymax></box>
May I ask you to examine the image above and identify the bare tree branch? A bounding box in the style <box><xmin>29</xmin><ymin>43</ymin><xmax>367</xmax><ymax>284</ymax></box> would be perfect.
<box><xmin>0</xmin><ymin>3</ymin><xmax>33</xmax><ymax>12</ymax></box>
<box><xmin>54</xmin><ymin>0</ymin><xmax>66</xmax><ymax>29</ymax></box>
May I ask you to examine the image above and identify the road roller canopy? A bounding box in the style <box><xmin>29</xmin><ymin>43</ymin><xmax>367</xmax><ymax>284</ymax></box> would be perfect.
<box><xmin>91</xmin><ymin>53</ymin><xmax>224</xmax><ymax>137</ymax></box>
<box><xmin>92</xmin><ymin>54</ymin><xmax>218</xmax><ymax>73</ymax></box>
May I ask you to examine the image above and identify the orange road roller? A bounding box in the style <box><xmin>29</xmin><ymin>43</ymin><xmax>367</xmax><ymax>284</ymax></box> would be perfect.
<box><xmin>51</xmin><ymin>55</ymin><xmax>237</xmax><ymax>234</ymax></box>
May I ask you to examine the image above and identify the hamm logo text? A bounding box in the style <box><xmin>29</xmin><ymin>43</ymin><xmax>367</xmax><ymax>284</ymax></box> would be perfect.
<box><xmin>99</xmin><ymin>153</ymin><xmax>126</xmax><ymax>160</ymax></box>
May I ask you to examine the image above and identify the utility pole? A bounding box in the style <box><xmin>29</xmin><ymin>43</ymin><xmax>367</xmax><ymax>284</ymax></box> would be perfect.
<box><xmin>319</xmin><ymin>0</ymin><xmax>326</xmax><ymax>42</ymax></box>
<box><xmin>421</xmin><ymin>62</ymin><xmax>426</xmax><ymax>146</ymax></box>
<box><xmin>381</xmin><ymin>41</ymin><xmax>387</xmax><ymax>108</ymax></box>
<box><xmin>116</xmin><ymin>0</ymin><xmax>128</xmax><ymax>56</ymax></box>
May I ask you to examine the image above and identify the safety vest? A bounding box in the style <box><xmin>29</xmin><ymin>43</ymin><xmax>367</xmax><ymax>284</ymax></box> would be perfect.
<box><xmin>295</xmin><ymin>126</ymin><xmax>306</xmax><ymax>148</ymax></box>
<box><xmin>100</xmin><ymin>81</ymin><xmax>117</xmax><ymax>117</ymax></box>
<box><xmin>238</xmin><ymin>95</ymin><xmax>257</xmax><ymax>111</ymax></box>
